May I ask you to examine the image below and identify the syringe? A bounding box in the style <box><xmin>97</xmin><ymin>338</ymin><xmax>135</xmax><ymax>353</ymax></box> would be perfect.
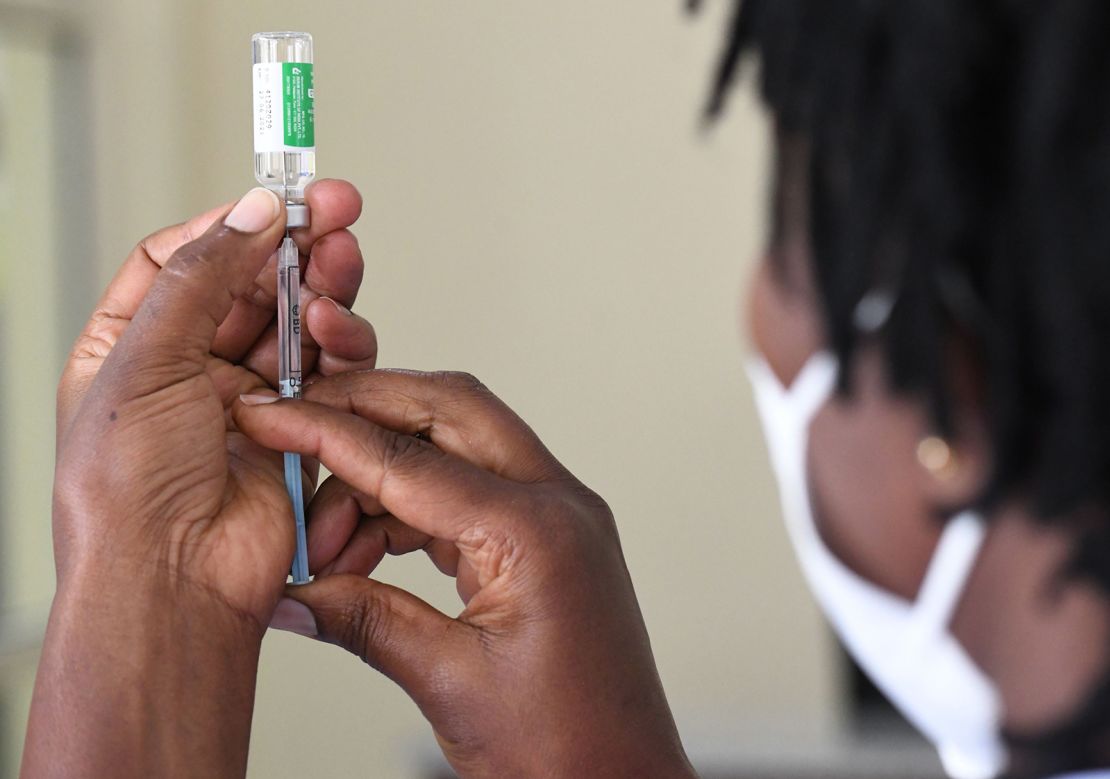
<box><xmin>252</xmin><ymin>30</ymin><xmax>315</xmax><ymax>584</ymax></box>
<box><xmin>277</xmin><ymin>233</ymin><xmax>310</xmax><ymax>584</ymax></box>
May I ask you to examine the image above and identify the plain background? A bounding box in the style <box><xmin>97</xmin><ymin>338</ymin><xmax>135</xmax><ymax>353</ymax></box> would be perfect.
<box><xmin>0</xmin><ymin>1</ymin><xmax>939</xmax><ymax>776</ymax></box>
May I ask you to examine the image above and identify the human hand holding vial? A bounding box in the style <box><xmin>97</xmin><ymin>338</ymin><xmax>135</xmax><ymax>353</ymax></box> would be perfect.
<box><xmin>253</xmin><ymin>31</ymin><xmax>315</xmax><ymax>583</ymax></box>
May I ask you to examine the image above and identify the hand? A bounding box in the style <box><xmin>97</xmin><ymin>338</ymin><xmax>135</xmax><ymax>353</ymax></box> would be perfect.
<box><xmin>234</xmin><ymin>371</ymin><xmax>695</xmax><ymax>779</ymax></box>
<box><xmin>54</xmin><ymin>181</ymin><xmax>373</xmax><ymax>624</ymax></box>
<box><xmin>25</xmin><ymin>182</ymin><xmax>374</xmax><ymax>779</ymax></box>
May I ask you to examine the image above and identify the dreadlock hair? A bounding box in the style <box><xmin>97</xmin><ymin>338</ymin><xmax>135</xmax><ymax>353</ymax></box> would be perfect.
<box><xmin>693</xmin><ymin>0</ymin><xmax>1110</xmax><ymax>774</ymax></box>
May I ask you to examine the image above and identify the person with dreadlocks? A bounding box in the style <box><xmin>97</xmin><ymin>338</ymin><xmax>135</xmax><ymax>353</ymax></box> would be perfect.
<box><xmin>707</xmin><ymin>2</ymin><xmax>1110</xmax><ymax>775</ymax></box>
<box><xmin>22</xmin><ymin>2</ymin><xmax>1110</xmax><ymax>778</ymax></box>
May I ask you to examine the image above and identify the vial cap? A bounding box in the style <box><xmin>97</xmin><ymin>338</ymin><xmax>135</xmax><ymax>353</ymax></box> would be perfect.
<box><xmin>286</xmin><ymin>204</ymin><xmax>310</xmax><ymax>229</ymax></box>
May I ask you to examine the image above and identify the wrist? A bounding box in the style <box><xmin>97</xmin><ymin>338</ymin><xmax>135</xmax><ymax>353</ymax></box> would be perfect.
<box><xmin>59</xmin><ymin>552</ymin><xmax>268</xmax><ymax>642</ymax></box>
<box><xmin>535</xmin><ymin>719</ymin><xmax>696</xmax><ymax>779</ymax></box>
<box><xmin>23</xmin><ymin>564</ymin><xmax>264</xmax><ymax>778</ymax></box>
<box><xmin>575</xmin><ymin>744</ymin><xmax>697</xmax><ymax>779</ymax></box>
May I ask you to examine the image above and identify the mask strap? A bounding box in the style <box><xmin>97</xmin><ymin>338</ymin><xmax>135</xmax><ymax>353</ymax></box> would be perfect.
<box><xmin>747</xmin><ymin>351</ymin><xmax>838</xmax><ymax>425</ymax></box>
<box><xmin>913</xmin><ymin>511</ymin><xmax>987</xmax><ymax>631</ymax></box>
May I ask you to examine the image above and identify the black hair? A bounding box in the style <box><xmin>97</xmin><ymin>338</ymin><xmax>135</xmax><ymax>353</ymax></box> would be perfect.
<box><xmin>694</xmin><ymin>0</ymin><xmax>1110</xmax><ymax>774</ymax></box>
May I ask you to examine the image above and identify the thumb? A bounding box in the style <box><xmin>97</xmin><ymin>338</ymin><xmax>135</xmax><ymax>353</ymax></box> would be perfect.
<box><xmin>271</xmin><ymin>575</ymin><xmax>461</xmax><ymax>698</ymax></box>
<box><xmin>106</xmin><ymin>187</ymin><xmax>287</xmax><ymax>394</ymax></box>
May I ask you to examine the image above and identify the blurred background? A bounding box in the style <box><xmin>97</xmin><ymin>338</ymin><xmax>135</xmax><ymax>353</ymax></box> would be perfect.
<box><xmin>0</xmin><ymin>1</ymin><xmax>942</xmax><ymax>777</ymax></box>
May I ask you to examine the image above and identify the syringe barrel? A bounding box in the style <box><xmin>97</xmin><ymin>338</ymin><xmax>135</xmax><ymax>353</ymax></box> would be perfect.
<box><xmin>252</xmin><ymin>32</ymin><xmax>315</xmax><ymax>206</ymax></box>
<box><xmin>276</xmin><ymin>239</ymin><xmax>303</xmax><ymax>400</ymax></box>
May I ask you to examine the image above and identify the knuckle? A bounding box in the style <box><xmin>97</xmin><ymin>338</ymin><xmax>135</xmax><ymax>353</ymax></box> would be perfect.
<box><xmin>302</xmin><ymin>373</ymin><xmax>344</xmax><ymax>404</ymax></box>
<box><xmin>466</xmin><ymin>519</ymin><xmax>523</xmax><ymax>576</ymax></box>
<box><xmin>164</xmin><ymin>239</ymin><xmax>220</xmax><ymax>280</ymax></box>
<box><xmin>569</xmin><ymin>481</ymin><xmax>615</xmax><ymax>520</ymax></box>
<box><xmin>242</xmin><ymin>277</ymin><xmax>277</xmax><ymax>309</ymax></box>
<box><xmin>156</xmin><ymin>248</ymin><xmax>224</xmax><ymax>306</ymax></box>
<box><xmin>69</xmin><ymin>298</ymin><xmax>133</xmax><ymax>364</ymax></box>
<box><xmin>137</xmin><ymin>219</ymin><xmax>194</xmax><ymax>263</ymax></box>
<box><xmin>70</xmin><ymin>325</ymin><xmax>117</xmax><ymax>362</ymax></box>
<box><xmin>314</xmin><ymin>369</ymin><xmax>377</xmax><ymax>398</ymax></box>
<box><xmin>377</xmin><ymin>428</ymin><xmax>440</xmax><ymax>475</ymax></box>
<box><xmin>574</xmin><ymin>487</ymin><xmax>620</xmax><ymax>541</ymax></box>
<box><xmin>336</xmin><ymin>591</ymin><xmax>392</xmax><ymax>664</ymax></box>
<box><xmin>589</xmin><ymin>498</ymin><xmax>621</xmax><ymax>543</ymax></box>
<box><xmin>146</xmin><ymin>236</ymin><xmax>238</xmax><ymax>327</ymax></box>
<box><xmin>162</xmin><ymin>227</ymin><xmax>243</xmax><ymax>286</ymax></box>
<box><xmin>432</xmin><ymin>371</ymin><xmax>488</xmax><ymax>396</ymax></box>
<box><xmin>536</xmin><ymin>482</ymin><xmax>619</xmax><ymax>548</ymax></box>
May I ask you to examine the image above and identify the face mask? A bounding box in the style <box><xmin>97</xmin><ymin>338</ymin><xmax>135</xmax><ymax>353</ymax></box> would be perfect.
<box><xmin>747</xmin><ymin>351</ymin><xmax>1006</xmax><ymax>779</ymax></box>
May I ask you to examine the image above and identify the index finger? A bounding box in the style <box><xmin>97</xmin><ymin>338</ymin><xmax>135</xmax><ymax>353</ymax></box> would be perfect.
<box><xmin>232</xmin><ymin>397</ymin><xmax>527</xmax><ymax>553</ymax></box>
<box><xmin>301</xmin><ymin>370</ymin><xmax>567</xmax><ymax>484</ymax></box>
<box><xmin>290</xmin><ymin>179</ymin><xmax>363</xmax><ymax>254</ymax></box>
<box><xmin>188</xmin><ymin>179</ymin><xmax>364</xmax><ymax>362</ymax></box>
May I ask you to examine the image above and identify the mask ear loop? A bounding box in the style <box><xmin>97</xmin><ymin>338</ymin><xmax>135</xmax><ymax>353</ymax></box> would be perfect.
<box><xmin>912</xmin><ymin>511</ymin><xmax>988</xmax><ymax>631</ymax></box>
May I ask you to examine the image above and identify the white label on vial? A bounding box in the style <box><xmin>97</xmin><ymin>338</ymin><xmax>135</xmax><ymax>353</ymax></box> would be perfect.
<box><xmin>253</xmin><ymin>63</ymin><xmax>285</xmax><ymax>153</ymax></box>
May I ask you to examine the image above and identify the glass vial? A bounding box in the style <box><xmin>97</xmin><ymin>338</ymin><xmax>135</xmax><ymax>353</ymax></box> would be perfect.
<box><xmin>252</xmin><ymin>32</ymin><xmax>315</xmax><ymax>207</ymax></box>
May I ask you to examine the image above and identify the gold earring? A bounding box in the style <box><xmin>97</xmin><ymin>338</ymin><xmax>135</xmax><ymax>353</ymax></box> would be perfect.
<box><xmin>917</xmin><ymin>435</ymin><xmax>958</xmax><ymax>479</ymax></box>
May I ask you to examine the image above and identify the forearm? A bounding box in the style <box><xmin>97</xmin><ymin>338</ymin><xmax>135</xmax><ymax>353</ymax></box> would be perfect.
<box><xmin>21</xmin><ymin>569</ymin><xmax>264</xmax><ymax>779</ymax></box>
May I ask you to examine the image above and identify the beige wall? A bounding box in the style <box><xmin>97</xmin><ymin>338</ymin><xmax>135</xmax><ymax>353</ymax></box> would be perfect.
<box><xmin>0</xmin><ymin>1</ymin><xmax>871</xmax><ymax>776</ymax></box>
<box><xmin>0</xmin><ymin>6</ymin><xmax>68</xmax><ymax>776</ymax></box>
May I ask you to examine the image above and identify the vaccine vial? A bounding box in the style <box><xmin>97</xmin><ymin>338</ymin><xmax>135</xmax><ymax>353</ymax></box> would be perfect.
<box><xmin>252</xmin><ymin>32</ymin><xmax>315</xmax><ymax>226</ymax></box>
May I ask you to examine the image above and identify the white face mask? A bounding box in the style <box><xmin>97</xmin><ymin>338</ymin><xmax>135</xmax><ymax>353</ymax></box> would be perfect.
<box><xmin>747</xmin><ymin>350</ymin><xmax>1007</xmax><ymax>779</ymax></box>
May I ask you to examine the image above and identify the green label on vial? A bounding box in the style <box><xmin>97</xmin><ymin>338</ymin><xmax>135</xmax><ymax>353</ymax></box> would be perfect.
<box><xmin>283</xmin><ymin>62</ymin><xmax>314</xmax><ymax>148</ymax></box>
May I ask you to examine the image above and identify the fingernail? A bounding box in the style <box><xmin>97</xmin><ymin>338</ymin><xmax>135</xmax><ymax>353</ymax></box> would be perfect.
<box><xmin>224</xmin><ymin>187</ymin><xmax>281</xmax><ymax>233</ymax></box>
<box><xmin>239</xmin><ymin>392</ymin><xmax>280</xmax><ymax>406</ymax></box>
<box><xmin>270</xmin><ymin>598</ymin><xmax>317</xmax><ymax>637</ymax></box>
<box><xmin>323</xmin><ymin>297</ymin><xmax>353</xmax><ymax>316</ymax></box>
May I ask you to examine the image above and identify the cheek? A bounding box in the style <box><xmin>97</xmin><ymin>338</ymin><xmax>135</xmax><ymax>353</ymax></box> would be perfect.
<box><xmin>743</xmin><ymin>257</ymin><xmax>770</xmax><ymax>353</ymax></box>
<box><xmin>807</xmin><ymin>390</ymin><xmax>941</xmax><ymax>601</ymax></box>
<box><xmin>739</xmin><ymin>272</ymin><xmax>755</xmax><ymax>350</ymax></box>
<box><xmin>746</xmin><ymin>259</ymin><xmax>825</xmax><ymax>386</ymax></box>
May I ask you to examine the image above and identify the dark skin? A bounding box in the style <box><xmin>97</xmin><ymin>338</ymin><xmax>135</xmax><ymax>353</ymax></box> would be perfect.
<box><xmin>25</xmin><ymin>181</ymin><xmax>694</xmax><ymax>779</ymax></box>
<box><xmin>24</xmin><ymin>181</ymin><xmax>378</xmax><ymax>778</ymax></box>
<box><xmin>750</xmin><ymin>195</ymin><xmax>1110</xmax><ymax>744</ymax></box>
<box><xmin>28</xmin><ymin>148</ymin><xmax>1110</xmax><ymax>777</ymax></box>
<box><xmin>235</xmin><ymin>372</ymin><xmax>694</xmax><ymax>778</ymax></box>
